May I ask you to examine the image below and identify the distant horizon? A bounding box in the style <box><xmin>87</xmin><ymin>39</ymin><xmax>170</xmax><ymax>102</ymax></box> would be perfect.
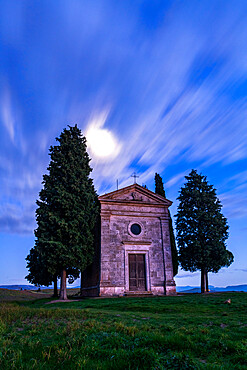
<box><xmin>1</xmin><ymin>1</ymin><xmax>247</xmax><ymax>288</ymax></box>
<box><xmin>1</xmin><ymin>279</ymin><xmax>246</xmax><ymax>290</ymax></box>
<box><xmin>1</xmin><ymin>283</ymin><xmax>247</xmax><ymax>291</ymax></box>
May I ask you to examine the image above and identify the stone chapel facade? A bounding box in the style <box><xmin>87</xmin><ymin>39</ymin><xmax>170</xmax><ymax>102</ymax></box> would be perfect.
<box><xmin>81</xmin><ymin>183</ymin><xmax>176</xmax><ymax>296</ymax></box>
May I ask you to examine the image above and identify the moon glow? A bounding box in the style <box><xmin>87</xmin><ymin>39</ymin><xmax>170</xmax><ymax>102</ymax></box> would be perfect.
<box><xmin>86</xmin><ymin>125</ymin><xmax>120</xmax><ymax>159</ymax></box>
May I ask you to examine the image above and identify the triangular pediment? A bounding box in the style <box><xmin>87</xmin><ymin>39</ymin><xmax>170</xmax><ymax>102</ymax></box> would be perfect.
<box><xmin>99</xmin><ymin>183</ymin><xmax>172</xmax><ymax>206</ymax></box>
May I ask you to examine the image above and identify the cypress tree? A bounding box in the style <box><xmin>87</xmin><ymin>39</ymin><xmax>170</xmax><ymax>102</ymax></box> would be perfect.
<box><xmin>26</xmin><ymin>125</ymin><xmax>99</xmax><ymax>299</ymax></box>
<box><xmin>155</xmin><ymin>173</ymin><xmax>166</xmax><ymax>198</ymax></box>
<box><xmin>175</xmin><ymin>169</ymin><xmax>233</xmax><ymax>293</ymax></box>
<box><xmin>154</xmin><ymin>173</ymin><xmax>178</xmax><ymax>276</ymax></box>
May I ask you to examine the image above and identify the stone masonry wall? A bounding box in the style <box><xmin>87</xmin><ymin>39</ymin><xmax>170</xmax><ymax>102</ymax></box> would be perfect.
<box><xmin>99</xmin><ymin>195</ymin><xmax>176</xmax><ymax>296</ymax></box>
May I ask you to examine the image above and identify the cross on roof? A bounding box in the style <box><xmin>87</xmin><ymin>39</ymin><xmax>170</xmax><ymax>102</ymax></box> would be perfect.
<box><xmin>131</xmin><ymin>172</ymin><xmax>139</xmax><ymax>184</ymax></box>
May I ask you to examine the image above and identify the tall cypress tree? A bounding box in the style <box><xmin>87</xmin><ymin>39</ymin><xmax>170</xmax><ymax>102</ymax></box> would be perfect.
<box><xmin>155</xmin><ymin>173</ymin><xmax>178</xmax><ymax>276</ymax></box>
<box><xmin>175</xmin><ymin>170</ymin><xmax>233</xmax><ymax>293</ymax></box>
<box><xmin>155</xmin><ymin>173</ymin><xmax>166</xmax><ymax>198</ymax></box>
<box><xmin>26</xmin><ymin>125</ymin><xmax>99</xmax><ymax>299</ymax></box>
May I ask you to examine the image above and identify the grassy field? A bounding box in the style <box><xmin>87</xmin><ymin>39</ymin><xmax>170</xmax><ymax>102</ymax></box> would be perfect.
<box><xmin>0</xmin><ymin>288</ymin><xmax>52</xmax><ymax>302</ymax></box>
<box><xmin>0</xmin><ymin>290</ymin><xmax>246</xmax><ymax>369</ymax></box>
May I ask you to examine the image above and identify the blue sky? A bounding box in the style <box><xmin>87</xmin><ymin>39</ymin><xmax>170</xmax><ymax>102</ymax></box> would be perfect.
<box><xmin>0</xmin><ymin>1</ymin><xmax>247</xmax><ymax>287</ymax></box>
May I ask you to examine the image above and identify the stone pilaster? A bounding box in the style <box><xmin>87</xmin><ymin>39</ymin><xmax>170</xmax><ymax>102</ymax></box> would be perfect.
<box><xmin>99</xmin><ymin>212</ymin><xmax>111</xmax><ymax>295</ymax></box>
<box><xmin>160</xmin><ymin>215</ymin><xmax>176</xmax><ymax>295</ymax></box>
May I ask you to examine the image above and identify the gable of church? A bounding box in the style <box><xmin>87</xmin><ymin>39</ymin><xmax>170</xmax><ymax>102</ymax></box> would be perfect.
<box><xmin>99</xmin><ymin>183</ymin><xmax>172</xmax><ymax>207</ymax></box>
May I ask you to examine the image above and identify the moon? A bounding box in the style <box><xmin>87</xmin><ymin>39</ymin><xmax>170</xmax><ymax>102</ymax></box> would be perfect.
<box><xmin>86</xmin><ymin>125</ymin><xmax>120</xmax><ymax>159</ymax></box>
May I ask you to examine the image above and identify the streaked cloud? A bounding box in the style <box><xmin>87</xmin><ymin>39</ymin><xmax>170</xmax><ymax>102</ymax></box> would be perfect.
<box><xmin>1</xmin><ymin>87</ymin><xmax>15</xmax><ymax>143</ymax></box>
<box><xmin>234</xmin><ymin>268</ymin><xmax>247</xmax><ymax>273</ymax></box>
<box><xmin>0</xmin><ymin>0</ymin><xmax>247</xmax><ymax>237</ymax></box>
<box><xmin>175</xmin><ymin>272</ymin><xmax>200</xmax><ymax>279</ymax></box>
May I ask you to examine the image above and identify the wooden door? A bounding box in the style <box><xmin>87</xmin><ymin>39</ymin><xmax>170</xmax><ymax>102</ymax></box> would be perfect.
<box><xmin>129</xmin><ymin>254</ymin><xmax>146</xmax><ymax>291</ymax></box>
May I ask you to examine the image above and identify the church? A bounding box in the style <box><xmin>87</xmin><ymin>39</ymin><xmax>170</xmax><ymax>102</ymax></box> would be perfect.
<box><xmin>81</xmin><ymin>183</ymin><xmax>176</xmax><ymax>296</ymax></box>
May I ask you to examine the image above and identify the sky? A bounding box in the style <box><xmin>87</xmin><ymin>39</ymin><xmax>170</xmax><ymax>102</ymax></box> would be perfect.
<box><xmin>0</xmin><ymin>0</ymin><xmax>247</xmax><ymax>288</ymax></box>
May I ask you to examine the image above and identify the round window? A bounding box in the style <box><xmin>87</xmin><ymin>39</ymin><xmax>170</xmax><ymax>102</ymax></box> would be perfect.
<box><xmin>130</xmin><ymin>223</ymin><xmax>141</xmax><ymax>235</ymax></box>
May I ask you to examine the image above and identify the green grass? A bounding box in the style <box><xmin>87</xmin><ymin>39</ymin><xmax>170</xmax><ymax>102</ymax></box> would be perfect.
<box><xmin>0</xmin><ymin>288</ymin><xmax>52</xmax><ymax>302</ymax></box>
<box><xmin>0</xmin><ymin>290</ymin><xmax>246</xmax><ymax>369</ymax></box>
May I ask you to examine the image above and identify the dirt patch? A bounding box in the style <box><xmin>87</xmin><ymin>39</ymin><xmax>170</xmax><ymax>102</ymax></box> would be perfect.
<box><xmin>45</xmin><ymin>299</ymin><xmax>81</xmax><ymax>304</ymax></box>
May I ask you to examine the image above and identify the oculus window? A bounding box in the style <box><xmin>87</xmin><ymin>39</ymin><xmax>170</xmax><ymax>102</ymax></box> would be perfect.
<box><xmin>130</xmin><ymin>223</ymin><xmax>142</xmax><ymax>235</ymax></box>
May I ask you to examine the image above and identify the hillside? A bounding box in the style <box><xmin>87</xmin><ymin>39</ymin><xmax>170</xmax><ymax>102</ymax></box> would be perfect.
<box><xmin>0</xmin><ymin>291</ymin><xmax>246</xmax><ymax>368</ymax></box>
<box><xmin>0</xmin><ymin>288</ymin><xmax>52</xmax><ymax>302</ymax></box>
<box><xmin>177</xmin><ymin>284</ymin><xmax>247</xmax><ymax>293</ymax></box>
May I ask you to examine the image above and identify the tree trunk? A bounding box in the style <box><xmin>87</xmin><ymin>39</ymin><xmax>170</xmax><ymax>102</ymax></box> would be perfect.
<box><xmin>59</xmin><ymin>269</ymin><xmax>67</xmax><ymax>300</ymax></box>
<box><xmin>53</xmin><ymin>276</ymin><xmax>58</xmax><ymax>297</ymax></box>
<box><xmin>80</xmin><ymin>272</ymin><xmax>82</xmax><ymax>297</ymax></box>
<box><xmin>205</xmin><ymin>271</ymin><xmax>209</xmax><ymax>292</ymax></box>
<box><xmin>201</xmin><ymin>267</ymin><xmax>205</xmax><ymax>293</ymax></box>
